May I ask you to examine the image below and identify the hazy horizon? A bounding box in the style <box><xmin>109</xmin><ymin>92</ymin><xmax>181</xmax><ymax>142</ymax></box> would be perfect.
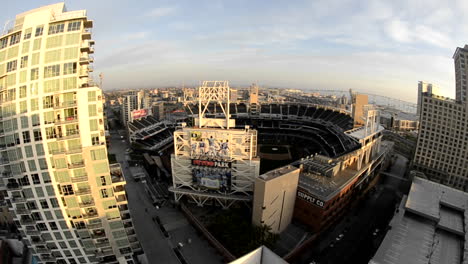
<box><xmin>3</xmin><ymin>0</ymin><xmax>467</xmax><ymax>103</ymax></box>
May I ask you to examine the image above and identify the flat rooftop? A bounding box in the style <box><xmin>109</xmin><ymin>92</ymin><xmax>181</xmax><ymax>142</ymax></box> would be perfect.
<box><xmin>258</xmin><ymin>165</ymin><xmax>298</xmax><ymax>181</ymax></box>
<box><xmin>298</xmin><ymin>141</ymin><xmax>391</xmax><ymax>201</ymax></box>
<box><xmin>370</xmin><ymin>177</ymin><xmax>468</xmax><ymax>264</ymax></box>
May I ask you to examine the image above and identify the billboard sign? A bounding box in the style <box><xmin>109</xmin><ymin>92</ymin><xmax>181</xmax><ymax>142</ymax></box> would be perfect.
<box><xmin>192</xmin><ymin>167</ymin><xmax>232</xmax><ymax>191</ymax></box>
<box><xmin>192</xmin><ymin>159</ymin><xmax>231</xmax><ymax>168</ymax></box>
<box><xmin>190</xmin><ymin>131</ymin><xmax>230</xmax><ymax>159</ymax></box>
<box><xmin>132</xmin><ymin>109</ymin><xmax>148</xmax><ymax>120</ymax></box>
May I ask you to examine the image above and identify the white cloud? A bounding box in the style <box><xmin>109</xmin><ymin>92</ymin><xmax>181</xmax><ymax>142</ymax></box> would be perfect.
<box><xmin>385</xmin><ymin>19</ymin><xmax>412</xmax><ymax>43</ymax></box>
<box><xmin>144</xmin><ymin>7</ymin><xmax>176</xmax><ymax>18</ymax></box>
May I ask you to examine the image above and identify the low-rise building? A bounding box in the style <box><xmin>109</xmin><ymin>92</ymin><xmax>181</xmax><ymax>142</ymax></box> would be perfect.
<box><xmin>370</xmin><ymin>177</ymin><xmax>467</xmax><ymax>264</ymax></box>
<box><xmin>252</xmin><ymin>166</ymin><xmax>300</xmax><ymax>234</ymax></box>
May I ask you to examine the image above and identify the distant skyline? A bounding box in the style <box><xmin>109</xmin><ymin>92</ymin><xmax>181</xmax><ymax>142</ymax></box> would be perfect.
<box><xmin>3</xmin><ymin>0</ymin><xmax>468</xmax><ymax>102</ymax></box>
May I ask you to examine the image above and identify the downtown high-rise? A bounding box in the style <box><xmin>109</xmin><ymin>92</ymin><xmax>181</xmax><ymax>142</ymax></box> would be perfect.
<box><xmin>413</xmin><ymin>45</ymin><xmax>468</xmax><ymax>191</ymax></box>
<box><xmin>0</xmin><ymin>3</ymin><xmax>141</xmax><ymax>264</ymax></box>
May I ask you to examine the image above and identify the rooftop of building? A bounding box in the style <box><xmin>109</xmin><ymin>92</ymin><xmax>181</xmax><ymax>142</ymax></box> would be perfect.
<box><xmin>345</xmin><ymin>124</ymin><xmax>385</xmax><ymax>140</ymax></box>
<box><xmin>229</xmin><ymin>246</ymin><xmax>288</xmax><ymax>264</ymax></box>
<box><xmin>298</xmin><ymin>141</ymin><xmax>391</xmax><ymax>201</ymax></box>
<box><xmin>258</xmin><ymin>165</ymin><xmax>299</xmax><ymax>181</ymax></box>
<box><xmin>370</xmin><ymin>177</ymin><xmax>468</xmax><ymax>264</ymax></box>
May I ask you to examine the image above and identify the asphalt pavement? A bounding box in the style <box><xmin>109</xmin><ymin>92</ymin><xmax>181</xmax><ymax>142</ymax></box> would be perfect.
<box><xmin>107</xmin><ymin>129</ymin><xmax>222</xmax><ymax>264</ymax></box>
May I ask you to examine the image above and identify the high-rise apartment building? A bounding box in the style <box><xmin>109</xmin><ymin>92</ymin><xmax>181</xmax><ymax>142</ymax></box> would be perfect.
<box><xmin>0</xmin><ymin>3</ymin><xmax>141</xmax><ymax>263</ymax></box>
<box><xmin>416</xmin><ymin>81</ymin><xmax>439</xmax><ymax>116</ymax></box>
<box><xmin>413</xmin><ymin>45</ymin><xmax>468</xmax><ymax>191</ymax></box>
<box><xmin>454</xmin><ymin>45</ymin><xmax>468</xmax><ymax>104</ymax></box>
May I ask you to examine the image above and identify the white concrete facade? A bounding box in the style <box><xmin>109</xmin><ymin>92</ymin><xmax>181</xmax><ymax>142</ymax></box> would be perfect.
<box><xmin>0</xmin><ymin>3</ymin><xmax>140</xmax><ymax>264</ymax></box>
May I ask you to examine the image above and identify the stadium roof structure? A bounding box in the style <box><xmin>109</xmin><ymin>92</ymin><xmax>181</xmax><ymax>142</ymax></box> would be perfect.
<box><xmin>370</xmin><ymin>177</ymin><xmax>468</xmax><ymax>264</ymax></box>
<box><xmin>128</xmin><ymin>116</ymin><xmax>175</xmax><ymax>151</ymax></box>
<box><xmin>298</xmin><ymin>141</ymin><xmax>392</xmax><ymax>201</ymax></box>
<box><xmin>229</xmin><ymin>246</ymin><xmax>288</xmax><ymax>264</ymax></box>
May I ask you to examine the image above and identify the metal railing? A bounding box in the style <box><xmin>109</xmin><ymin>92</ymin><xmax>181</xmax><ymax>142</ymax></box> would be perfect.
<box><xmin>71</xmin><ymin>175</ymin><xmax>88</xmax><ymax>183</ymax></box>
<box><xmin>75</xmin><ymin>187</ymin><xmax>91</xmax><ymax>195</ymax></box>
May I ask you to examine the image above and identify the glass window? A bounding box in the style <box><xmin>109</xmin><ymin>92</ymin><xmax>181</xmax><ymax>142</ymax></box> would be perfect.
<box><xmin>67</xmin><ymin>21</ymin><xmax>81</xmax><ymax>32</ymax></box>
<box><xmin>9</xmin><ymin>32</ymin><xmax>21</xmax><ymax>46</ymax></box>
<box><xmin>0</xmin><ymin>38</ymin><xmax>8</xmax><ymax>49</ymax></box>
<box><xmin>63</xmin><ymin>62</ymin><xmax>77</xmax><ymax>75</ymax></box>
<box><xmin>20</xmin><ymin>56</ymin><xmax>28</xmax><ymax>68</ymax></box>
<box><xmin>22</xmin><ymin>131</ymin><xmax>31</xmax><ymax>143</ymax></box>
<box><xmin>30</xmin><ymin>98</ymin><xmax>39</xmax><ymax>111</ymax></box>
<box><xmin>20</xmin><ymin>116</ymin><xmax>29</xmax><ymax>128</ymax></box>
<box><xmin>30</xmin><ymin>68</ymin><xmax>39</xmax><ymax>80</ymax></box>
<box><xmin>35</xmin><ymin>26</ymin><xmax>44</xmax><ymax>37</ymax></box>
<box><xmin>32</xmin><ymin>39</ymin><xmax>41</xmax><ymax>51</ymax></box>
<box><xmin>31</xmin><ymin>114</ymin><xmax>40</xmax><ymax>126</ymax></box>
<box><xmin>28</xmin><ymin>160</ymin><xmax>37</xmax><ymax>171</ymax></box>
<box><xmin>91</xmin><ymin>148</ymin><xmax>106</xmax><ymax>160</ymax></box>
<box><xmin>44</xmin><ymin>64</ymin><xmax>60</xmax><ymax>78</ymax></box>
<box><xmin>88</xmin><ymin>104</ymin><xmax>97</xmax><ymax>116</ymax></box>
<box><xmin>33</xmin><ymin>130</ymin><xmax>42</xmax><ymax>141</ymax></box>
<box><xmin>48</xmin><ymin>23</ymin><xmax>65</xmax><ymax>35</ymax></box>
<box><xmin>6</xmin><ymin>60</ymin><xmax>17</xmax><ymax>72</ymax></box>
<box><xmin>32</xmin><ymin>174</ymin><xmax>40</xmax><ymax>184</ymax></box>
<box><xmin>23</xmin><ymin>28</ymin><xmax>32</xmax><ymax>40</ymax></box>
<box><xmin>24</xmin><ymin>146</ymin><xmax>33</xmax><ymax>158</ymax></box>
<box><xmin>19</xmin><ymin>101</ymin><xmax>27</xmax><ymax>113</ymax></box>
<box><xmin>88</xmin><ymin>91</ymin><xmax>96</xmax><ymax>102</ymax></box>
<box><xmin>89</xmin><ymin>119</ymin><xmax>98</xmax><ymax>131</ymax></box>
<box><xmin>22</xmin><ymin>41</ymin><xmax>30</xmax><ymax>54</ymax></box>
<box><xmin>36</xmin><ymin>145</ymin><xmax>45</xmax><ymax>156</ymax></box>
<box><xmin>19</xmin><ymin>85</ymin><xmax>27</xmax><ymax>98</ymax></box>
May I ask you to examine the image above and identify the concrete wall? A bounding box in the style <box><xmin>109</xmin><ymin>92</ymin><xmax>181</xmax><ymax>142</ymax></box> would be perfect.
<box><xmin>252</xmin><ymin>167</ymin><xmax>300</xmax><ymax>234</ymax></box>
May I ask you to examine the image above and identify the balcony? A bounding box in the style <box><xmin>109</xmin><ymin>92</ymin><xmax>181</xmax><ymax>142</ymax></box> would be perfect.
<box><xmin>71</xmin><ymin>175</ymin><xmax>88</xmax><ymax>183</ymax></box>
<box><xmin>120</xmin><ymin>213</ymin><xmax>131</xmax><ymax>220</ymax></box>
<box><xmin>75</xmin><ymin>187</ymin><xmax>91</xmax><ymax>195</ymax></box>
<box><xmin>57</xmin><ymin>131</ymin><xmax>80</xmax><ymax>141</ymax></box>
<box><xmin>79</xmin><ymin>200</ymin><xmax>95</xmax><ymax>208</ymax></box>
<box><xmin>86</xmin><ymin>222</ymin><xmax>103</xmax><ymax>230</ymax></box>
<box><xmin>82</xmin><ymin>31</ymin><xmax>91</xmax><ymax>40</ymax></box>
<box><xmin>109</xmin><ymin>164</ymin><xmax>125</xmax><ymax>183</ymax></box>
<box><xmin>54</xmin><ymin>116</ymin><xmax>79</xmax><ymax>125</ymax></box>
<box><xmin>115</xmin><ymin>195</ymin><xmax>127</xmax><ymax>204</ymax></box>
<box><xmin>79</xmin><ymin>55</ymin><xmax>94</xmax><ymax>64</ymax></box>
<box><xmin>113</xmin><ymin>185</ymin><xmax>125</xmax><ymax>194</ymax></box>
<box><xmin>68</xmin><ymin>161</ymin><xmax>85</xmax><ymax>169</ymax></box>
<box><xmin>83</xmin><ymin>211</ymin><xmax>98</xmax><ymax>219</ymax></box>
<box><xmin>95</xmin><ymin>249</ymin><xmax>114</xmax><ymax>258</ymax></box>
<box><xmin>50</xmin><ymin>148</ymin><xmax>66</xmax><ymax>155</ymax></box>
<box><xmin>53</xmin><ymin>101</ymin><xmax>77</xmax><ymax>109</ymax></box>
<box><xmin>66</xmin><ymin>146</ymin><xmax>83</xmax><ymax>154</ymax></box>
<box><xmin>91</xmin><ymin>230</ymin><xmax>106</xmax><ymax>239</ymax></box>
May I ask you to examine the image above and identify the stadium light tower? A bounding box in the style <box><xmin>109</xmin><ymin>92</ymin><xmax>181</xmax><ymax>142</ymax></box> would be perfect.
<box><xmin>196</xmin><ymin>81</ymin><xmax>233</xmax><ymax>129</ymax></box>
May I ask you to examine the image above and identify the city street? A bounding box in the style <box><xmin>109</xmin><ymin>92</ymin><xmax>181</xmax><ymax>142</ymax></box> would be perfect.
<box><xmin>294</xmin><ymin>153</ymin><xmax>408</xmax><ymax>264</ymax></box>
<box><xmin>107</xmin><ymin>129</ymin><xmax>223</xmax><ymax>264</ymax></box>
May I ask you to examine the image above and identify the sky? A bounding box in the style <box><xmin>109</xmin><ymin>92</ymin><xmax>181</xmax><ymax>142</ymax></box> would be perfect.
<box><xmin>2</xmin><ymin>0</ymin><xmax>468</xmax><ymax>102</ymax></box>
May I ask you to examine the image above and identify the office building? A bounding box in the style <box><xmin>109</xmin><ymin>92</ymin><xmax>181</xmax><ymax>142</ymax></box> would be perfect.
<box><xmin>0</xmin><ymin>3</ymin><xmax>141</xmax><ymax>263</ymax></box>
<box><xmin>416</xmin><ymin>81</ymin><xmax>439</xmax><ymax>116</ymax></box>
<box><xmin>370</xmin><ymin>177</ymin><xmax>466</xmax><ymax>264</ymax></box>
<box><xmin>351</xmin><ymin>94</ymin><xmax>368</xmax><ymax>127</ymax></box>
<box><xmin>121</xmin><ymin>92</ymin><xmax>138</xmax><ymax>125</ymax></box>
<box><xmin>252</xmin><ymin>166</ymin><xmax>300</xmax><ymax>234</ymax></box>
<box><xmin>413</xmin><ymin>45</ymin><xmax>468</xmax><ymax>191</ymax></box>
